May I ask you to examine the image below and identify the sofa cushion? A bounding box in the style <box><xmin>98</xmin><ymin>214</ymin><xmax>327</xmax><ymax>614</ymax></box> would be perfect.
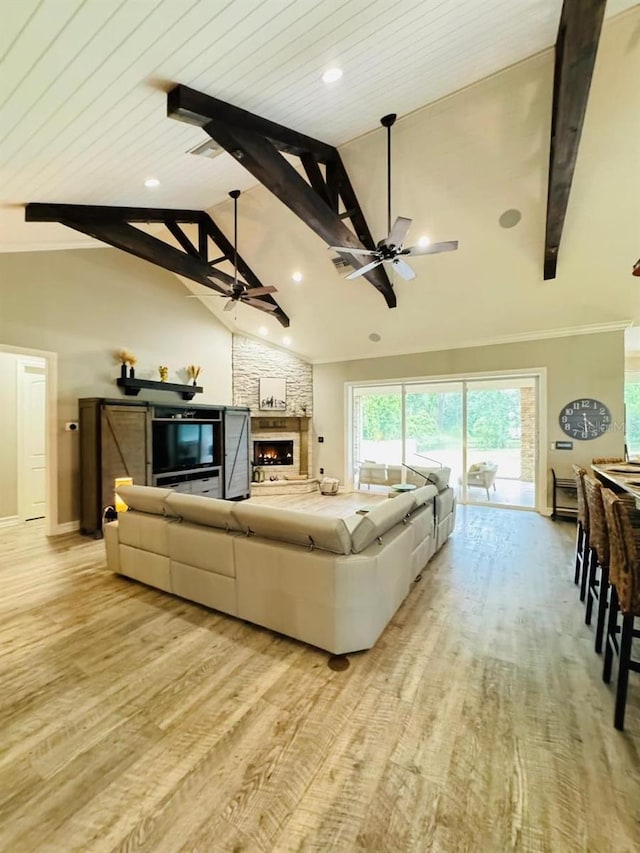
<box><xmin>231</xmin><ymin>503</ymin><xmax>352</xmax><ymax>555</ymax></box>
<box><xmin>164</xmin><ymin>492</ymin><xmax>241</xmax><ymax>531</ymax></box>
<box><xmin>411</xmin><ymin>484</ymin><xmax>438</xmax><ymax>509</ymax></box>
<box><xmin>116</xmin><ymin>484</ymin><xmax>175</xmax><ymax>516</ymax></box>
<box><xmin>405</xmin><ymin>466</ymin><xmax>451</xmax><ymax>491</ymax></box>
<box><xmin>350</xmin><ymin>492</ymin><xmax>416</xmax><ymax>554</ymax></box>
<box><xmin>118</xmin><ymin>511</ymin><xmax>172</xmax><ymax>555</ymax></box>
<box><xmin>435</xmin><ymin>487</ymin><xmax>455</xmax><ymax>521</ymax></box>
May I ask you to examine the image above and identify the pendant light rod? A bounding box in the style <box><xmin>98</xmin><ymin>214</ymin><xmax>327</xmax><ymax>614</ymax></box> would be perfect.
<box><xmin>380</xmin><ymin>113</ymin><xmax>396</xmax><ymax>236</ymax></box>
<box><xmin>229</xmin><ymin>189</ymin><xmax>240</xmax><ymax>287</ymax></box>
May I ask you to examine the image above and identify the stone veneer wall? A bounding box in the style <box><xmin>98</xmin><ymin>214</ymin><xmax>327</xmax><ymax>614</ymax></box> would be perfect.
<box><xmin>232</xmin><ymin>335</ymin><xmax>313</xmax><ymax>417</ymax></box>
<box><xmin>520</xmin><ymin>386</ymin><xmax>536</xmax><ymax>481</ymax></box>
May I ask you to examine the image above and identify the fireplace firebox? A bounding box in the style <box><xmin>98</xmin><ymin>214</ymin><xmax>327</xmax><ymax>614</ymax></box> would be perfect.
<box><xmin>253</xmin><ymin>440</ymin><xmax>294</xmax><ymax>466</ymax></box>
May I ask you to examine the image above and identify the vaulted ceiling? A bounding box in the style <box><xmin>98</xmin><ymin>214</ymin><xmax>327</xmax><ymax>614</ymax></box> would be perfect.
<box><xmin>2</xmin><ymin>0</ymin><xmax>639</xmax><ymax>361</ymax></box>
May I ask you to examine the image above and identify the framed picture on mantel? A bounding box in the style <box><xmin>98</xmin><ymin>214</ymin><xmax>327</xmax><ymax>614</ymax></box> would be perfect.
<box><xmin>259</xmin><ymin>378</ymin><xmax>286</xmax><ymax>411</ymax></box>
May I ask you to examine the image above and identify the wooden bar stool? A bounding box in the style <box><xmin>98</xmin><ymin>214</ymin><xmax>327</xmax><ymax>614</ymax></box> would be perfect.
<box><xmin>601</xmin><ymin>489</ymin><xmax>640</xmax><ymax>730</ymax></box>
<box><xmin>583</xmin><ymin>475</ymin><xmax>610</xmax><ymax>653</ymax></box>
<box><xmin>572</xmin><ymin>464</ymin><xmax>590</xmax><ymax>597</ymax></box>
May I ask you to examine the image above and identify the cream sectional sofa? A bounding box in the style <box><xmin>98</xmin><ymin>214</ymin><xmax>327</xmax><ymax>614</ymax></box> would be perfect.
<box><xmin>105</xmin><ymin>483</ymin><xmax>456</xmax><ymax>655</ymax></box>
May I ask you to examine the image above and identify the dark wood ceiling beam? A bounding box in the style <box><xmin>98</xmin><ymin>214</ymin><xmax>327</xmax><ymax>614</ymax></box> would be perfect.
<box><xmin>26</xmin><ymin>202</ymin><xmax>206</xmax><ymax>224</ymax></box>
<box><xmin>167</xmin><ymin>85</ymin><xmax>395</xmax><ymax>307</ymax></box>
<box><xmin>59</xmin><ymin>218</ymin><xmax>229</xmax><ymax>293</ymax></box>
<box><xmin>329</xmin><ymin>159</ymin><xmax>379</xmax><ymax>250</ymax></box>
<box><xmin>166</xmin><ymin>220</ymin><xmax>200</xmax><ymax>259</ymax></box>
<box><xmin>200</xmin><ymin>117</ymin><xmax>396</xmax><ymax>307</ymax></box>
<box><xmin>198</xmin><ymin>221</ymin><xmax>208</xmax><ymax>262</ymax></box>
<box><xmin>168</xmin><ymin>84</ymin><xmax>335</xmax><ymax>161</ymax></box>
<box><xmin>300</xmin><ymin>153</ymin><xmax>332</xmax><ymax>208</ymax></box>
<box><xmin>544</xmin><ymin>0</ymin><xmax>606</xmax><ymax>280</ymax></box>
<box><xmin>25</xmin><ymin>203</ymin><xmax>290</xmax><ymax>326</ymax></box>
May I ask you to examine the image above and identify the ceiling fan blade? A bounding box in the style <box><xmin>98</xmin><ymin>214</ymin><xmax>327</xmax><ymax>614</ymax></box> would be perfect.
<box><xmin>223</xmin><ymin>299</ymin><xmax>235</xmax><ymax>312</ymax></box>
<box><xmin>242</xmin><ymin>297</ymin><xmax>278</xmax><ymax>312</ymax></box>
<box><xmin>386</xmin><ymin>216</ymin><xmax>412</xmax><ymax>247</ymax></box>
<box><xmin>329</xmin><ymin>246</ymin><xmax>377</xmax><ymax>257</ymax></box>
<box><xmin>346</xmin><ymin>258</ymin><xmax>383</xmax><ymax>280</ymax></box>
<box><xmin>404</xmin><ymin>240</ymin><xmax>459</xmax><ymax>256</ymax></box>
<box><xmin>187</xmin><ymin>291</ymin><xmax>228</xmax><ymax>298</ymax></box>
<box><xmin>392</xmin><ymin>258</ymin><xmax>416</xmax><ymax>280</ymax></box>
<box><xmin>244</xmin><ymin>286</ymin><xmax>277</xmax><ymax>297</ymax></box>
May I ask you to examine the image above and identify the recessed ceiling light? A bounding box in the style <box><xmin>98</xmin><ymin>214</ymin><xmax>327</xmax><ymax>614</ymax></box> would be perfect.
<box><xmin>292</xmin><ymin>271</ymin><xmax>303</xmax><ymax>282</ymax></box>
<box><xmin>282</xmin><ymin>336</ymin><xmax>292</xmax><ymax>346</ymax></box>
<box><xmin>258</xmin><ymin>326</ymin><xmax>268</xmax><ymax>337</ymax></box>
<box><xmin>368</xmin><ymin>333</ymin><xmax>381</xmax><ymax>342</ymax></box>
<box><xmin>322</xmin><ymin>67</ymin><xmax>343</xmax><ymax>84</ymax></box>
<box><xmin>499</xmin><ymin>209</ymin><xmax>522</xmax><ymax>228</ymax></box>
<box><xmin>144</xmin><ymin>178</ymin><xmax>160</xmax><ymax>188</ymax></box>
<box><xmin>418</xmin><ymin>236</ymin><xmax>431</xmax><ymax>247</ymax></box>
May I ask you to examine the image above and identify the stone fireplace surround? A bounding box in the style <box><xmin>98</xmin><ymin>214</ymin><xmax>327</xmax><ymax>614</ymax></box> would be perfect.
<box><xmin>250</xmin><ymin>416</ymin><xmax>315</xmax><ymax>493</ymax></box>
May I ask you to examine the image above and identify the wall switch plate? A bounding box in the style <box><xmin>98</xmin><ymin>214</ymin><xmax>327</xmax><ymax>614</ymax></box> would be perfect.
<box><xmin>318</xmin><ymin>436</ymin><xmax>324</xmax><ymax>443</ymax></box>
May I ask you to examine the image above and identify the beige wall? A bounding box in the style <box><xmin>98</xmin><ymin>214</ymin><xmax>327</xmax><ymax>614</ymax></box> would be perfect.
<box><xmin>313</xmin><ymin>331</ymin><xmax>625</xmax><ymax>509</ymax></box>
<box><xmin>0</xmin><ymin>248</ymin><xmax>232</xmax><ymax>526</ymax></box>
<box><xmin>0</xmin><ymin>353</ymin><xmax>18</xmax><ymax>519</ymax></box>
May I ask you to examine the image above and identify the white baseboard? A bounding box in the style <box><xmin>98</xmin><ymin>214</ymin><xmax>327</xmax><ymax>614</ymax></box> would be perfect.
<box><xmin>52</xmin><ymin>520</ymin><xmax>80</xmax><ymax>535</ymax></box>
<box><xmin>0</xmin><ymin>515</ymin><xmax>20</xmax><ymax>528</ymax></box>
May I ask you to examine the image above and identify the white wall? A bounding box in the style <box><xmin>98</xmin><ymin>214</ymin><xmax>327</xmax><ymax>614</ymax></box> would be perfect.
<box><xmin>313</xmin><ymin>330</ymin><xmax>625</xmax><ymax>509</ymax></box>
<box><xmin>0</xmin><ymin>248</ymin><xmax>232</xmax><ymax>525</ymax></box>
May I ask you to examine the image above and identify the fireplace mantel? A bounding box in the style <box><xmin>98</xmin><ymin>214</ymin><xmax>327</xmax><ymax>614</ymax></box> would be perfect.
<box><xmin>251</xmin><ymin>416</ymin><xmax>310</xmax><ymax>433</ymax></box>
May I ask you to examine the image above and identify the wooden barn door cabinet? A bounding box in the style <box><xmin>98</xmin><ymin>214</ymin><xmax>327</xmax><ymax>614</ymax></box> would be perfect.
<box><xmin>79</xmin><ymin>398</ymin><xmax>252</xmax><ymax>535</ymax></box>
<box><xmin>79</xmin><ymin>399</ymin><xmax>150</xmax><ymax>535</ymax></box>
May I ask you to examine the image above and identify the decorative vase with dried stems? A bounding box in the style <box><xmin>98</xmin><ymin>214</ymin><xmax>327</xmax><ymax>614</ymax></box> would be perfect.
<box><xmin>187</xmin><ymin>364</ymin><xmax>202</xmax><ymax>387</ymax></box>
<box><xmin>116</xmin><ymin>349</ymin><xmax>136</xmax><ymax>380</ymax></box>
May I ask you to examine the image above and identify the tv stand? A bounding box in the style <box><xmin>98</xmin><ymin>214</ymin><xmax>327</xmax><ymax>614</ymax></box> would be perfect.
<box><xmin>79</xmin><ymin>398</ymin><xmax>250</xmax><ymax>534</ymax></box>
<box><xmin>154</xmin><ymin>466</ymin><xmax>222</xmax><ymax>497</ymax></box>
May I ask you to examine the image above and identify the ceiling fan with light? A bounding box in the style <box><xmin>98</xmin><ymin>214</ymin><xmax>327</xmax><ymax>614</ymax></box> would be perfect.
<box><xmin>188</xmin><ymin>189</ymin><xmax>278</xmax><ymax>313</ymax></box>
<box><xmin>330</xmin><ymin>113</ymin><xmax>458</xmax><ymax>281</ymax></box>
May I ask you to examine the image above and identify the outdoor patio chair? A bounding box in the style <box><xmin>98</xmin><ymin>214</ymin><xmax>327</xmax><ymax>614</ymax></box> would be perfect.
<box><xmin>466</xmin><ymin>462</ymin><xmax>498</xmax><ymax>499</ymax></box>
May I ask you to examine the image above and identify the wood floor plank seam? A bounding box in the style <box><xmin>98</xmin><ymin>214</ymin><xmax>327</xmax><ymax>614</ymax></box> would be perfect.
<box><xmin>0</xmin><ymin>503</ymin><xmax>638</xmax><ymax>852</ymax></box>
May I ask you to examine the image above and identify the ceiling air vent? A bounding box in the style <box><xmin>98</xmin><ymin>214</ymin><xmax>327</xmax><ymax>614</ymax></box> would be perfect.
<box><xmin>331</xmin><ymin>255</ymin><xmax>353</xmax><ymax>272</ymax></box>
<box><xmin>187</xmin><ymin>139</ymin><xmax>223</xmax><ymax>159</ymax></box>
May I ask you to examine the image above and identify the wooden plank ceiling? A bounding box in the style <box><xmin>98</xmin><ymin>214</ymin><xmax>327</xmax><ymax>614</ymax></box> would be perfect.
<box><xmin>1</xmin><ymin>0</ymin><xmax>634</xmax><ymax>251</ymax></box>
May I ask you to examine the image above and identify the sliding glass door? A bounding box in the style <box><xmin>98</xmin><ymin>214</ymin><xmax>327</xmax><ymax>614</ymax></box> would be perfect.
<box><xmin>352</xmin><ymin>384</ymin><xmax>402</xmax><ymax>479</ymax></box>
<box><xmin>351</xmin><ymin>374</ymin><xmax>538</xmax><ymax>510</ymax></box>
<box><xmin>465</xmin><ymin>377</ymin><xmax>536</xmax><ymax>508</ymax></box>
<box><xmin>404</xmin><ymin>382</ymin><xmax>463</xmax><ymax>484</ymax></box>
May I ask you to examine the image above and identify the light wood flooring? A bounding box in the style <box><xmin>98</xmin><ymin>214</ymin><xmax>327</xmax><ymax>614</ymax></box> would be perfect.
<box><xmin>1</xmin><ymin>500</ymin><xmax>639</xmax><ymax>852</ymax></box>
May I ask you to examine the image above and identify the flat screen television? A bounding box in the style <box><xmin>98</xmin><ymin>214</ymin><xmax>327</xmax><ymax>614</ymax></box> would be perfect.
<box><xmin>152</xmin><ymin>421</ymin><xmax>218</xmax><ymax>474</ymax></box>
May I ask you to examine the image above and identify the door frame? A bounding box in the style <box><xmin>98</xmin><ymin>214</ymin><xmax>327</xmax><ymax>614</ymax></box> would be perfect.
<box><xmin>346</xmin><ymin>367</ymin><xmax>547</xmax><ymax>514</ymax></box>
<box><xmin>17</xmin><ymin>358</ymin><xmax>47</xmax><ymax>522</ymax></box>
<box><xmin>1</xmin><ymin>344</ymin><xmax>58</xmax><ymax>535</ymax></box>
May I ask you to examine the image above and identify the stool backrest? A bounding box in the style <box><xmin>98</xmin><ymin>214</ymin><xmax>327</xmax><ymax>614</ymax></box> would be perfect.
<box><xmin>602</xmin><ymin>489</ymin><xmax>640</xmax><ymax>615</ymax></box>
<box><xmin>592</xmin><ymin>457</ymin><xmax>625</xmax><ymax>465</ymax></box>
<box><xmin>583</xmin><ymin>475</ymin><xmax>608</xmax><ymax>566</ymax></box>
<box><xmin>572</xmin><ymin>464</ymin><xmax>589</xmax><ymax>529</ymax></box>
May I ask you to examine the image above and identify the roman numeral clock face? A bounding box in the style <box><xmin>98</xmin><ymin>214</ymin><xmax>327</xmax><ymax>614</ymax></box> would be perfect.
<box><xmin>559</xmin><ymin>399</ymin><xmax>611</xmax><ymax>440</ymax></box>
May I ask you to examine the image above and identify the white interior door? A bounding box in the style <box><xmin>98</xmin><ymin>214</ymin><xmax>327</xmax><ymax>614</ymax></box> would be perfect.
<box><xmin>20</xmin><ymin>365</ymin><xmax>46</xmax><ymax>521</ymax></box>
